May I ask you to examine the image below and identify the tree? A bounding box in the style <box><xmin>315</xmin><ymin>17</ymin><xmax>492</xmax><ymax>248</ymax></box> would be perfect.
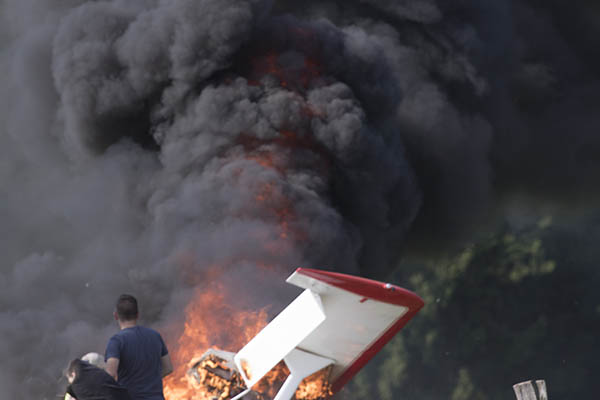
<box><xmin>346</xmin><ymin>217</ymin><xmax>600</xmax><ymax>399</ymax></box>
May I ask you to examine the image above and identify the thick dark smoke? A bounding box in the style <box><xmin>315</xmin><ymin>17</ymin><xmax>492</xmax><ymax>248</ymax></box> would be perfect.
<box><xmin>1</xmin><ymin>0</ymin><xmax>599</xmax><ymax>398</ymax></box>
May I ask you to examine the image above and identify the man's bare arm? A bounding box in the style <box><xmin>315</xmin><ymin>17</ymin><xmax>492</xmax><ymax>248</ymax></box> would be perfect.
<box><xmin>161</xmin><ymin>354</ymin><xmax>173</xmax><ymax>377</ymax></box>
<box><xmin>105</xmin><ymin>357</ymin><xmax>119</xmax><ymax>381</ymax></box>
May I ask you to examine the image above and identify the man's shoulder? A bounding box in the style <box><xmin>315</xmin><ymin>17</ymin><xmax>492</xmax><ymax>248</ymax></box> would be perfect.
<box><xmin>109</xmin><ymin>328</ymin><xmax>131</xmax><ymax>341</ymax></box>
<box><xmin>137</xmin><ymin>325</ymin><xmax>158</xmax><ymax>333</ymax></box>
<box><xmin>107</xmin><ymin>331</ymin><xmax>124</xmax><ymax>344</ymax></box>
<box><xmin>109</xmin><ymin>326</ymin><xmax>163</xmax><ymax>340</ymax></box>
<box><xmin>137</xmin><ymin>325</ymin><xmax>163</xmax><ymax>338</ymax></box>
<box><xmin>138</xmin><ymin>326</ymin><xmax>168</xmax><ymax>355</ymax></box>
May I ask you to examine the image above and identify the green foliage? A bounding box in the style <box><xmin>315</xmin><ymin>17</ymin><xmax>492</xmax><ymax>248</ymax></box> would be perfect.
<box><xmin>451</xmin><ymin>368</ymin><xmax>485</xmax><ymax>400</ymax></box>
<box><xmin>345</xmin><ymin>217</ymin><xmax>600</xmax><ymax>400</ymax></box>
<box><xmin>376</xmin><ymin>336</ymin><xmax>407</xmax><ymax>400</ymax></box>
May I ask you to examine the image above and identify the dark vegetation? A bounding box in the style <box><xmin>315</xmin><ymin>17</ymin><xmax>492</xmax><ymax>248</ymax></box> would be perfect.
<box><xmin>348</xmin><ymin>216</ymin><xmax>600</xmax><ymax>400</ymax></box>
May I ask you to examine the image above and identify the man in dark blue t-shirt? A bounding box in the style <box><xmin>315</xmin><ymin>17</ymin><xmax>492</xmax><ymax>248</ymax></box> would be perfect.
<box><xmin>105</xmin><ymin>294</ymin><xmax>173</xmax><ymax>400</ymax></box>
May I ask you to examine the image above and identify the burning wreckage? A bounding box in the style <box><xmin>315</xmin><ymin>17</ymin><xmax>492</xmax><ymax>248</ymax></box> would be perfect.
<box><xmin>184</xmin><ymin>268</ymin><xmax>423</xmax><ymax>400</ymax></box>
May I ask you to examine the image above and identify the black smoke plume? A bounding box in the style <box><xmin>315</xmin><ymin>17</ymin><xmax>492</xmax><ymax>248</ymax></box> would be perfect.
<box><xmin>1</xmin><ymin>0</ymin><xmax>599</xmax><ymax>398</ymax></box>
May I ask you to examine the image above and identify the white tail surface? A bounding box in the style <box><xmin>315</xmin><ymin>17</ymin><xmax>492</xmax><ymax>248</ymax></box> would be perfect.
<box><xmin>228</xmin><ymin>267</ymin><xmax>424</xmax><ymax>399</ymax></box>
<box><xmin>233</xmin><ymin>289</ymin><xmax>326</xmax><ymax>387</ymax></box>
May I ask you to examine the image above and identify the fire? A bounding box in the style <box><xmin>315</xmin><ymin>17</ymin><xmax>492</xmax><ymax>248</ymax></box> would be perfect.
<box><xmin>237</xmin><ymin>134</ymin><xmax>311</xmax><ymax>244</ymax></box>
<box><xmin>253</xmin><ymin>181</ymin><xmax>297</xmax><ymax>241</ymax></box>
<box><xmin>163</xmin><ymin>284</ymin><xmax>268</xmax><ymax>400</ymax></box>
<box><xmin>296</xmin><ymin>367</ymin><xmax>334</xmax><ymax>400</ymax></box>
<box><xmin>186</xmin><ymin>352</ymin><xmax>247</xmax><ymax>400</ymax></box>
<box><xmin>251</xmin><ymin>362</ymin><xmax>289</xmax><ymax>397</ymax></box>
<box><xmin>255</xmin><ymin>363</ymin><xmax>333</xmax><ymax>400</ymax></box>
<box><xmin>247</xmin><ymin>49</ymin><xmax>322</xmax><ymax>91</ymax></box>
<box><xmin>240</xmin><ymin>359</ymin><xmax>253</xmax><ymax>381</ymax></box>
<box><xmin>164</xmin><ymin>35</ymin><xmax>332</xmax><ymax>400</ymax></box>
<box><xmin>163</xmin><ymin>280</ymin><xmax>333</xmax><ymax>400</ymax></box>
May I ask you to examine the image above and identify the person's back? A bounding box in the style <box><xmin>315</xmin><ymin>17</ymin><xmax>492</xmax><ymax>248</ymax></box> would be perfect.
<box><xmin>106</xmin><ymin>326</ymin><xmax>168</xmax><ymax>400</ymax></box>
<box><xmin>105</xmin><ymin>294</ymin><xmax>173</xmax><ymax>400</ymax></box>
<box><xmin>66</xmin><ymin>358</ymin><xmax>132</xmax><ymax>400</ymax></box>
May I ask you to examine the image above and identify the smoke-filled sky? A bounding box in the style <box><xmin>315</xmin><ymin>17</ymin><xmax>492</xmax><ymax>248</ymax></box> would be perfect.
<box><xmin>1</xmin><ymin>0</ymin><xmax>599</xmax><ymax>398</ymax></box>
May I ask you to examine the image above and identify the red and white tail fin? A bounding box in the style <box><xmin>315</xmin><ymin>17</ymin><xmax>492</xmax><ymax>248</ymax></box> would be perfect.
<box><xmin>231</xmin><ymin>267</ymin><xmax>424</xmax><ymax>399</ymax></box>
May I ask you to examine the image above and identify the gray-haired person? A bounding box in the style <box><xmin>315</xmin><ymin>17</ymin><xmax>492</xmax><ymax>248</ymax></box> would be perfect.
<box><xmin>65</xmin><ymin>352</ymin><xmax>132</xmax><ymax>400</ymax></box>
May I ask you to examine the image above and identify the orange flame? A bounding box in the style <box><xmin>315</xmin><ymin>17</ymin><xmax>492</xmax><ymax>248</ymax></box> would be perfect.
<box><xmin>163</xmin><ymin>282</ymin><xmax>333</xmax><ymax>400</ymax></box>
<box><xmin>297</xmin><ymin>367</ymin><xmax>334</xmax><ymax>400</ymax></box>
<box><xmin>163</xmin><ymin>45</ymin><xmax>333</xmax><ymax>399</ymax></box>
<box><xmin>163</xmin><ymin>284</ymin><xmax>268</xmax><ymax>400</ymax></box>
<box><xmin>248</xmin><ymin>51</ymin><xmax>322</xmax><ymax>90</ymax></box>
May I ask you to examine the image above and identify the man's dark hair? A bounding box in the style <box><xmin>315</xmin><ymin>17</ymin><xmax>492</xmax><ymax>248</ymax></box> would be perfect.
<box><xmin>66</xmin><ymin>359</ymin><xmax>82</xmax><ymax>378</ymax></box>
<box><xmin>116</xmin><ymin>294</ymin><xmax>138</xmax><ymax>321</ymax></box>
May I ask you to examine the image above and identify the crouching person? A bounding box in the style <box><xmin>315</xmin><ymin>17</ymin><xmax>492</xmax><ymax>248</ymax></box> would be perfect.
<box><xmin>65</xmin><ymin>355</ymin><xmax>132</xmax><ymax>400</ymax></box>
